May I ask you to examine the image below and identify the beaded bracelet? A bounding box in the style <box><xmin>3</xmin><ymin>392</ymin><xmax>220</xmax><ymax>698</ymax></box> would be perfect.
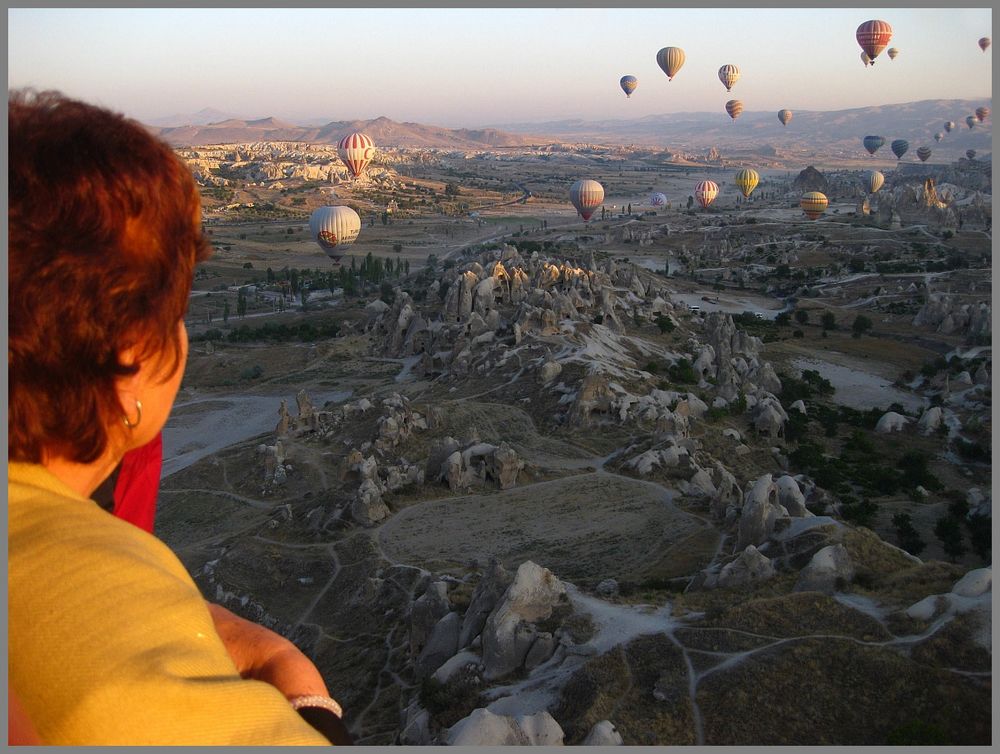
<box><xmin>289</xmin><ymin>695</ymin><xmax>343</xmax><ymax>718</ymax></box>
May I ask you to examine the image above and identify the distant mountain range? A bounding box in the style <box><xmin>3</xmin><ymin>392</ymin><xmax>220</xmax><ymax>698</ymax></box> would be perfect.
<box><xmin>148</xmin><ymin>99</ymin><xmax>991</xmax><ymax>152</ymax></box>
<box><xmin>151</xmin><ymin>115</ymin><xmax>546</xmax><ymax>148</ymax></box>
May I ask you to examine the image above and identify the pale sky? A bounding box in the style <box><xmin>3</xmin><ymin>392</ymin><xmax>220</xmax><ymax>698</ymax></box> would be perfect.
<box><xmin>7</xmin><ymin>8</ymin><xmax>993</xmax><ymax>127</ymax></box>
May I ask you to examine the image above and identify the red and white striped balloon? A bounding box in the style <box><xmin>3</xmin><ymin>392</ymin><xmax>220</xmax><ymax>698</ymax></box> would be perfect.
<box><xmin>695</xmin><ymin>180</ymin><xmax>719</xmax><ymax>209</ymax></box>
<box><xmin>569</xmin><ymin>179</ymin><xmax>604</xmax><ymax>222</ymax></box>
<box><xmin>856</xmin><ymin>20</ymin><xmax>893</xmax><ymax>63</ymax></box>
<box><xmin>338</xmin><ymin>132</ymin><xmax>376</xmax><ymax>178</ymax></box>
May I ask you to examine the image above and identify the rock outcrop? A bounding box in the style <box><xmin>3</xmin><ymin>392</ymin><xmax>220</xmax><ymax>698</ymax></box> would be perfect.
<box><xmin>481</xmin><ymin>561</ymin><xmax>567</xmax><ymax>680</ymax></box>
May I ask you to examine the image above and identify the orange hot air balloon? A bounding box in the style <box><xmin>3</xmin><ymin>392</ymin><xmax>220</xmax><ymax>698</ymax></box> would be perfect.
<box><xmin>800</xmin><ymin>192</ymin><xmax>828</xmax><ymax>220</ymax></box>
<box><xmin>695</xmin><ymin>180</ymin><xmax>719</xmax><ymax>209</ymax></box>
<box><xmin>718</xmin><ymin>64</ymin><xmax>740</xmax><ymax>92</ymax></box>
<box><xmin>856</xmin><ymin>20</ymin><xmax>893</xmax><ymax>63</ymax></box>
<box><xmin>338</xmin><ymin>132</ymin><xmax>376</xmax><ymax>178</ymax></box>
<box><xmin>725</xmin><ymin>100</ymin><xmax>743</xmax><ymax>122</ymax></box>
<box><xmin>778</xmin><ymin>109</ymin><xmax>792</xmax><ymax>126</ymax></box>
<box><xmin>979</xmin><ymin>37</ymin><xmax>991</xmax><ymax>52</ymax></box>
<box><xmin>975</xmin><ymin>106</ymin><xmax>990</xmax><ymax>122</ymax></box>
<box><xmin>569</xmin><ymin>179</ymin><xmax>604</xmax><ymax>222</ymax></box>
<box><xmin>656</xmin><ymin>46</ymin><xmax>686</xmax><ymax>80</ymax></box>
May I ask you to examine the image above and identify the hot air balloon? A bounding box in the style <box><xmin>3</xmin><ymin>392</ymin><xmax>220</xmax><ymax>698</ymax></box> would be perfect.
<box><xmin>863</xmin><ymin>135</ymin><xmax>886</xmax><ymax>155</ymax></box>
<box><xmin>725</xmin><ymin>100</ymin><xmax>743</xmax><ymax>121</ymax></box>
<box><xmin>734</xmin><ymin>168</ymin><xmax>760</xmax><ymax>199</ymax></box>
<box><xmin>778</xmin><ymin>109</ymin><xmax>792</xmax><ymax>126</ymax></box>
<box><xmin>967</xmin><ymin>149</ymin><xmax>977</xmax><ymax>160</ymax></box>
<box><xmin>975</xmin><ymin>106</ymin><xmax>990</xmax><ymax>122</ymax></box>
<box><xmin>891</xmin><ymin>139</ymin><xmax>909</xmax><ymax>160</ymax></box>
<box><xmin>866</xmin><ymin>170</ymin><xmax>884</xmax><ymax>194</ymax></box>
<box><xmin>695</xmin><ymin>180</ymin><xmax>719</xmax><ymax>209</ymax></box>
<box><xmin>966</xmin><ymin>115</ymin><xmax>977</xmax><ymax>129</ymax></box>
<box><xmin>887</xmin><ymin>47</ymin><xmax>900</xmax><ymax>60</ymax></box>
<box><xmin>944</xmin><ymin>121</ymin><xmax>956</xmax><ymax>133</ymax></box>
<box><xmin>649</xmin><ymin>192</ymin><xmax>667</xmax><ymax>207</ymax></box>
<box><xmin>861</xmin><ymin>51</ymin><xmax>872</xmax><ymax>67</ymax></box>
<box><xmin>309</xmin><ymin>206</ymin><xmax>361</xmax><ymax>263</ymax></box>
<box><xmin>718</xmin><ymin>64</ymin><xmax>740</xmax><ymax>92</ymax></box>
<box><xmin>979</xmin><ymin>37</ymin><xmax>991</xmax><ymax>52</ymax></box>
<box><xmin>800</xmin><ymin>192</ymin><xmax>828</xmax><ymax>220</ymax></box>
<box><xmin>620</xmin><ymin>75</ymin><xmax>638</xmax><ymax>98</ymax></box>
<box><xmin>916</xmin><ymin>146</ymin><xmax>932</xmax><ymax>162</ymax></box>
<box><xmin>934</xmin><ymin>132</ymin><xmax>944</xmax><ymax>142</ymax></box>
<box><xmin>856</xmin><ymin>20</ymin><xmax>893</xmax><ymax>63</ymax></box>
<box><xmin>338</xmin><ymin>132</ymin><xmax>376</xmax><ymax>178</ymax></box>
<box><xmin>656</xmin><ymin>47</ymin><xmax>686</xmax><ymax>80</ymax></box>
<box><xmin>569</xmin><ymin>179</ymin><xmax>604</xmax><ymax>222</ymax></box>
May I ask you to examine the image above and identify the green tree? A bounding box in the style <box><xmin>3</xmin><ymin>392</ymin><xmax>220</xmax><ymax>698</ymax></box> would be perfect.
<box><xmin>223</xmin><ymin>299</ymin><xmax>230</xmax><ymax>324</ymax></box>
<box><xmin>851</xmin><ymin>315</ymin><xmax>873</xmax><ymax>338</ymax></box>
<box><xmin>237</xmin><ymin>289</ymin><xmax>247</xmax><ymax>319</ymax></box>
<box><xmin>821</xmin><ymin>311</ymin><xmax>837</xmax><ymax>330</ymax></box>
<box><xmin>892</xmin><ymin>512</ymin><xmax>926</xmax><ymax>556</ymax></box>
<box><xmin>794</xmin><ymin>309</ymin><xmax>809</xmax><ymax>325</ymax></box>
<box><xmin>393</xmin><ymin>242</ymin><xmax>403</xmax><ymax>254</ymax></box>
<box><xmin>444</xmin><ymin>181</ymin><xmax>460</xmax><ymax>197</ymax></box>
<box><xmin>934</xmin><ymin>516</ymin><xmax>966</xmax><ymax>561</ymax></box>
<box><xmin>380</xmin><ymin>281</ymin><xmax>396</xmax><ymax>306</ymax></box>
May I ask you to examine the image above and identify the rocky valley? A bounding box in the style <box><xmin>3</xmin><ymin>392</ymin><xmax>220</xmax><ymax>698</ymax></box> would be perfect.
<box><xmin>156</xmin><ymin>133</ymin><xmax>991</xmax><ymax>746</ymax></box>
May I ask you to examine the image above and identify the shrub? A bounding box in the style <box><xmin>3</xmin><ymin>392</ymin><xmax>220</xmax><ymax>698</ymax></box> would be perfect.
<box><xmin>655</xmin><ymin>315</ymin><xmax>675</xmax><ymax>333</ymax></box>
<box><xmin>668</xmin><ymin>358</ymin><xmax>697</xmax><ymax>384</ymax></box>
<box><xmin>886</xmin><ymin>721</ymin><xmax>949</xmax><ymax>745</ymax></box>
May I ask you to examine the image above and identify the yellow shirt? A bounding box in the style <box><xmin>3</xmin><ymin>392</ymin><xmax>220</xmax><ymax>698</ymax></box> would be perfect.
<box><xmin>8</xmin><ymin>462</ymin><xmax>330</xmax><ymax>745</ymax></box>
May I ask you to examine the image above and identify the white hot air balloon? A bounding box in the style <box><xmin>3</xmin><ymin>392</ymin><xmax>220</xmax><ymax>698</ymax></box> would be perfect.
<box><xmin>309</xmin><ymin>206</ymin><xmax>361</xmax><ymax>263</ymax></box>
<box><xmin>649</xmin><ymin>192</ymin><xmax>667</xmax><ymax>208</ymax></box>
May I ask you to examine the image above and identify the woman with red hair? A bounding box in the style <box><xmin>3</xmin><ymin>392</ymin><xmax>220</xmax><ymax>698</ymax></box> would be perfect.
<box><xmin>8</xmin><ymin>90</ymin><xmax>347</xmax><ymax>745</ymax></box>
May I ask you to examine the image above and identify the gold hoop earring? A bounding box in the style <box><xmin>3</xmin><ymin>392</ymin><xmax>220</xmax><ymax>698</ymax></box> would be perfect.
<box><xmin>122</xmin><ymin>400</ymin><xmax>143</xmax><ymax>429</ymax></box>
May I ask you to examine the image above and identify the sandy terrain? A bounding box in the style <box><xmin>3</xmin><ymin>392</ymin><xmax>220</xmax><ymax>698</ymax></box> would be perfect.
<box><xmin>377</xmin><ymin>472</ymin><xmax>718</xmax><ymax>584</ymax></box>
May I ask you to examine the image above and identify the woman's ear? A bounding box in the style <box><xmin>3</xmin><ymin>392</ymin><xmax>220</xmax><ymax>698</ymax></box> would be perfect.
<box><xmin>114</xmin><ymin>347</ymin><xmax>144</xmax><ymax>428</ymax></box>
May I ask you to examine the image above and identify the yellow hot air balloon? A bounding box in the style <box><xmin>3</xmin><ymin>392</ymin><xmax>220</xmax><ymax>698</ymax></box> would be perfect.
<box><xmin>861</xmin><ymin>51</ymin><xmax>872</xmax><ymax>67</ymax></box>
<box><xmin>656</xmin><ymin>47</ymin><xmax>686</xmax><ymax>81</ymax></box>
<box><xmin>734</xmin><ymin>168</ymin><xmax>759</xmax><ymax>198</ymax></box>
<box><xmin>569</xmin><ymin>179</ymin><xmax>604</xmax><ymax>222</ymax></box>
<box><xmin>725</xmin><ymin>100</ymin><xmax>743</xmax><ymax>122</ymax></box>
<box><xmin>718</xmin><ymin>64</ymin><xmax>740</xmax><ymax>92</ymax></box>
<box><xmin>887</xmin><ymin>47</ymin><xmax>900</xmax><ymax>60</ymax></box>
<box><xmin>866</xmin><ymin>170</ymin><xmax>884</xmax><ymax>194</ymax></box>
<box><xmin>800</xmin><ymin>192</ymin><xmax>828</xmax><ymax>220</ymax></box>
<box><xmin>309</xmin><ymin>206</ymin><xmax>362</xmax><ymax>263</ymax></box>
<box><xmin>778</xmin><ymin>109</ymin><xmax>792</xmax><ymax>126</ymax></box>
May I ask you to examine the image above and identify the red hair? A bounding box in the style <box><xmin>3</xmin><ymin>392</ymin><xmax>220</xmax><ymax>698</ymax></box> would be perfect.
<box><xmin>8</xmin><ymin>90</ymin><xmax>212</xmax><ymax>463</ymax></box>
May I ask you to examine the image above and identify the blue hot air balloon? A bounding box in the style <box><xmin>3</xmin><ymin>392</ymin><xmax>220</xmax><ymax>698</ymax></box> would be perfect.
<box><xmin>863</xmin><ymin>135</ymin><xmax>886</xmax><ymax>155</ymax></box>
<box><xmin>891</xmin><ymin>139</ymin><xmax>909</xmax><ymax>160</ymax></box>
<box><xmin>619</xmin><ymin>75</ymin><xmax>638</xmax><ymax>98</ymax></box>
